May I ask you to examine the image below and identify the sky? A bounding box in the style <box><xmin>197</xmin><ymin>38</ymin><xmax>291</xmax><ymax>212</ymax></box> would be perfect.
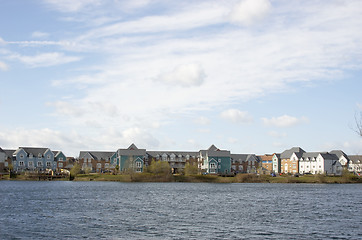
<box><xmin>0</xmin><ymin>0</ymin><xmax>362</xmax><ymax>157</ymax></box>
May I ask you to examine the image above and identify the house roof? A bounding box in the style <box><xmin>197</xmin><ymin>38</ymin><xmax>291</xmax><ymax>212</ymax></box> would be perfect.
<box><xmin>16</xmin><ymin>147</ymin><xmax>50</xmax><ymax>157</ymax></box>
<box><xmin>146</xmin><ymin>151</ymin><xmax>198</xmax><ymax>158</ymax></box>
<box><xmin>280</xmin><ymin>147</ymin><xmax>305</xmax><ymax>159</ymax></box>
<box><xmin>200</xmin><ymin>145</ymin><xmax>231</xmax><ymax>157</ymax></box>
<box><xmin>3</xmin><ymin>149</ymin><xmax>16</xmax><ymax>158</ymax></box>
<box><xmin>348</xmin><ymin>155</ymin><xmax>362</xmax><ymax>164</ymax></box>
<box><xmin>79</xmin><ymin>151</ymin><xmax>115</xmax><ymax>160</ymax></box>
<box><xmin>330</xmin><ymin>150</ymin><xmax>349</xmax><ymax>160</ymax></box>
<box><xmin>319</xmin><ymin>153</ymin><xmax>339</xmax><ymax>160</ymax></box>
<box><xmin>231</xmin><ymin>154</ymin><xmax>259</xmax><ymax>162</ymax></box>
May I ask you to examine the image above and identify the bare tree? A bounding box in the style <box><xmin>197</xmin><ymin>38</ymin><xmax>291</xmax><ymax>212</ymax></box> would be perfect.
<box><xmin>354</xmin><ymin>111</ymin><xmax>362</xmax><ymax>137</ymax></box>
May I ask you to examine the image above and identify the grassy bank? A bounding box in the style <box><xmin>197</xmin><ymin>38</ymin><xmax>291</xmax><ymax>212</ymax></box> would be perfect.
<box><xmin>2</xmin><ymin>172</ymin><xmax>361</xmax><ymax>183</ymax></box>
<box><xmin>71</xmin><ymin>173</ymin><xmax>362</xmax><ymax>184</ymax></box>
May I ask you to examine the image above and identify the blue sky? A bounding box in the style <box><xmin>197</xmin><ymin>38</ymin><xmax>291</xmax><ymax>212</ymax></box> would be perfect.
<box><xmin>0</xmin><ymin>0</ymin><xmax>361</xmax><ymax>157</ymax></box>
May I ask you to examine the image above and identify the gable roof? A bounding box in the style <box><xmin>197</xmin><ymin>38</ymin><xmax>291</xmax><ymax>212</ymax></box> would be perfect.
<box><xmin>200</xmin><ymin>145</ymin><xmax>230</xmax><ymax>157</ymax></box>
<box><xmin>3</xmin><ymin>149</ymin><xmax>16</xmax><ymax>158</ymax></box>
<box><xmin>347</xmin><ymin>155</ymin><xmax>362</xmax><ymax>164</ymax></box>
<box><xmin>127</xmin><ymin>143</ymin><xmax>139</xmax><ymax>150</ymax></box>
<box><xmin>146</xmin><ymin>151</ymin><xmax>197</xmax><ymax>158</ymax></box>
<box><xmin>79</xmin><ymin>151</ymin><xmax>115</xmax><ymax>160</ymax></box>
<box><xmin>16</xmin><ymin>147</ymin><xmax>50</xmax><ymax>157</ymax></box>
<box><xmin>280</xmin><ymin>147</ymin><xmax>305</xmax><ymax>159</ymax></box>
<box><xmin>231</xmin><ymin>154</ymin><xmax>259</xmax><ymax>162</ymax></box>
<box><xmin>330</xmin><ymin>150</ymin><xmax>349</xmax><ymax>160</ymax></box>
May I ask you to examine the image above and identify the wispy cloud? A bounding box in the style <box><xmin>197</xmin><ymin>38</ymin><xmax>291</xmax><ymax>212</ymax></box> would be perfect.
<box><xmin>9</xmin><ymin>52</ymin><xmax>81</xmax><ymax>68</ymax></box>
<box><xmin>262</xmin><ymin>115</ymin><xmax>309</xmax><ymax>128</ymax></box>
<box><xmin>43</xmin><ymin>0</ymin><xmax>102</xmax><ymax>12</ymax></box>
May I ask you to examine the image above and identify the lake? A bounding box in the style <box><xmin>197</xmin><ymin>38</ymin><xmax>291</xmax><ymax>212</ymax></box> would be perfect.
<box><xmin>0</xmin><ymin>181</ymin><xmax>361</xmax><ymax>239</ymax></box>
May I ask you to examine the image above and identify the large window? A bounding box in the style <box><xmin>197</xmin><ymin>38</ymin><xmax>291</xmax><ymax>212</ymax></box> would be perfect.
<box><xmin>37</xmin><ymin>161</ymin><xmax>43</xmax><ymax>167</ymax></box>
<box><xmin>46</xmin><ymin>162</ymin><xmax>51</xmax><ymax>167</ymax></box>
<box><xmin>97</xmin><ymin>163</ymin><xmax>101</xmax><ymax>169</ymax></box>
<box><xmin>19</xmin><ymin>161</ymin><xmax>24</xmax><ymax>166</ymax></box>
<box><xmin>28</xmin><ymin>161</ymin><xmax>33</xmax><ymax>167</ymax></box>
<box><xmin>58</xmin><ymin>162</ymin><xmax>63</xmax><ymax>168</ymax></box>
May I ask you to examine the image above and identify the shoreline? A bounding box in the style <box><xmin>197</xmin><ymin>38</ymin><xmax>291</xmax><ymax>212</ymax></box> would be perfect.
<box><xmin>2</xmin><ymin>173</ymin><xmax>361</xmax><ymax>184</ymax></box>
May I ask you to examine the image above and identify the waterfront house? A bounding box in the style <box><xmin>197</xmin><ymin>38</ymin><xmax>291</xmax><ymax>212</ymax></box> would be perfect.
<box><xmin>280</xmin><ymin>147</ymin><xmax>305</xmax><ymax>174</ymax></box>
<box><xmin>272</xmin><ymin>153</ymin><xmax>281</xmax><ymax>174</ymax></box>
<box><xmin>53</xmin><ymin>151</ymin><xmax>67</xmax><ymax>171</ymax></box>
<box><xmin>231</xmin><ymin>154</ymin><xmax>259</xmax><ymax>174</ymax></box>
<box><xmin>347</xmin><ymin>155</ymin><xmax>362</xmax><ymax>174</ymax></box>
<box><xmin>115</xmin><ymin>144</ymin><xmax>146</xmax><ymax>173</ymax></box>
<box><xmin>330</xmin><ymin>150</ymin><xmax>350</xmax><ymax>168</ymax></box>
<box><xmin>299</xmin><ymin>152</ymin><xmax>342</xmax><ymax>175</ymax></box>
<box><xmin>199</xmin><ymin>145</ymin><xmax>231</xmax><ymax>174</ymax></box>
<box><xmin>12</xmin><ymin>147</ymin><xmax>57</xmax><ymax>172</ymax></box>
<box><xmin>3</xmin><ymin>149</ymin><xmax>15</xmax><ymax>171</ymax></box>
<box><xmin>258</xmin><ymin>154</ymin><xmax>273</xmax><ymax>174</ymax></box>
<box><xmin>147</xmin><ymin>150</ymin><xmax>198</xmax><ymax>174</ymax></box>
<box><xmin>78</xmin><ymin>151</ymin><xmax>116</xmax><ymax>173</ymax></box>
<box><xmin>0</xmin><ymin>147</ymin><xmax>5</xmax><ymax>173</ymax></box>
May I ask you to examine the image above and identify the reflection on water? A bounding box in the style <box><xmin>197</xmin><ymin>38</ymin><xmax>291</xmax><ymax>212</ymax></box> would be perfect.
<box><xmin>0</xmin><ymin>181</ymin><xmax>361</xmax><ymax>239</ymax></box>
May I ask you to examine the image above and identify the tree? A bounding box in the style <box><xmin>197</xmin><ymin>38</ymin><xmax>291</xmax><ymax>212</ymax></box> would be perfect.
<box><xmin>184</xmin><ymin>162</ymin><xmax>198</xmax><ymax>175</ymax></box>
<box><xmin>354</xmin><ymin>111</ymin><xmax>362</xmax><ymax>137</ymax></box>
<box><xmin>148</xmin><ymin>160</ymin><xmax>171</xmax><ymax>175</ymax></box>
<box><xmin>70</xmin><ymin>163</ymin><xmax>81</xmax><ymax>177</ymax></box>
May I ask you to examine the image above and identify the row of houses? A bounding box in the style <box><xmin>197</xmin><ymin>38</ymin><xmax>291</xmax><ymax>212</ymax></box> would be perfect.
<box><xmin>1</xmin><ymin>145</ymin><xmax>361</xmax><ymax>175</ymax></box>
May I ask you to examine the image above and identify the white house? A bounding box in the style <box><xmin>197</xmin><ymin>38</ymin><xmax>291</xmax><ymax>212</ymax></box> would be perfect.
<box><xmin>299</xmin><ymin>152</ymin><xmax>342</xmax><ymax>175</ymax></box>
<box><xmin>347</xmin><ymin>155</ymin><xmax>362</xmax><ymax>174</ymax></box>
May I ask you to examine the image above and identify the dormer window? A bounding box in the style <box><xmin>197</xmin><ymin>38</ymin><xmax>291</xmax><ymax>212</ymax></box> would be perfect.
<box><xmin>29</xmin><ymin>154</ymin><xmax>33</xmax><ymax>158</ymax></box>
<box><xmin>38</xmin><ymin>153</ymin><xmax>42</xmax><ymax>158</ymax></box>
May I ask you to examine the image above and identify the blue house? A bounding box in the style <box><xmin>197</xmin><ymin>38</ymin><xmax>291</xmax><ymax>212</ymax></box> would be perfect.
<box><xmin>13</xmin><ymin>147</ymin><xmax>56</xmax><ymax>172</ymax></box>
<box><xmin>116</xmin><ymin>144</ymin><xmax>146</xmax><ymax>172</ymax></box>
<box><xmin>200</xmin><ymin>145</ymin><xmax>231</xmax><ymax>174</ymax></box>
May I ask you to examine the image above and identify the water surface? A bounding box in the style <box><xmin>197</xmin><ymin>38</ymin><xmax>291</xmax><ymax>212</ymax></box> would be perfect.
<box><xmin>0</xmin><ymin>181</ymin><xmax>361</xmax><ymax>239</ymax></box>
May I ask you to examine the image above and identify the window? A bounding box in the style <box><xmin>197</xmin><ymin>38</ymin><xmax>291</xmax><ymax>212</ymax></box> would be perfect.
<box><xmin>210</xmin><ymin>163</ymin><xmax>216</xmax><ymax>169</ymax></box>
<box><xmin>105</xmin><ymin>163</ymin><xmax>109</xmax><ymax>168</ymax></box>
<box><xmin>319</xmin><ymin>165</ymin><xmax>322</xmax><ymax>168</ymax></box>
<box><xmin>136</xmin><ymin>161</ymin><xmax>142</xmax><ymax>168</ymax></box>
<box><xmin>37</xmin><ymin>161</ymin><xmax>43</xmax><ymax>167</ymax></box>
<box><xmin>20</xmin><ymin>154</ymin><xmax>24</xmax><ymax>159</ymax></box>
<box><xmin>59</xmin><ymin>157</ymin><xmax>63</xmax><ymax>161</ymax></box>
<box><xmin>19</xmin><ymin>161</ymin><xmax>24</xmax><ymax>166</ymax></box>
<box><xmin>29</xmin><ymin>154</ymin><xmax>33</xmax><ymax>159</ymax></box>
<box><xmin>218</xmin><ymin>165</ymin><xmax>221</xmax><ymax>169</ymax></box>
<box><xmin>58</xmin><ymin>163</ymin><xmax>63</xmax><ymax>168</ymax></box>
<box><xmin>28</xmin><ymin>161</ymin><xmax>33</xmax><ymax>167</ymax></box>
<box><xmin>47</xmin><ymin>155</ymin><xmax>51</xmax><ymax>159</ymax></box>
<box><xmin>218</xmin><ymin>159</ymin><xmax>221</xmax><ymax>163</ymax></box>
<box><xmin>46</xmin><ymin>162</ymin><xmax>51</xmax><ymax>167</ymax></box>
<box><xmin>97</xmin><ymin>163</ymin><xmax>101</xmax><ymax>168</ymax></box>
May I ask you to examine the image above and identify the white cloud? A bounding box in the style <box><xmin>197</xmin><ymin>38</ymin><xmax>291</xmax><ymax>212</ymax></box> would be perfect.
<box><xmin>220</xmin><ymin>109</ymin><xmax>253</xmax><ymax>124</ymax></box>
<box><xmin>194</xmin><ymin>116</ymin><xmax>210</xmax><ymax>125</ymax></box>
<box><xmin>0</xmin><ymin>61</ymin><xmax>9</xmax><ymax>71</ymax></box>
<box><xmin>122</xmin><ymin>127</ymin><xmax>159</xmax><ymax>148</ymax></box>
<box><xmin>262</xmin><ymin>115</ymin><xmax>309</xmax><ymax>128</ymax></box>
<box><xmin>157</xmin><ymin>63</ymin><xmax>206</xmax><ymax>87</ymax></box>
<box><xmin>31</xmin><ymin>31</ymin><xmax>49</xmax><ymax>38</ymax></box>
<box><xmin>9</xmin><ymin>52</ymin><xmax>81</xmax><ymax>68</ymax></box>
<box><xmin>229</xmin><ymin>0</ymin><xmax>271</xmax><ymax>26</ymax></box>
